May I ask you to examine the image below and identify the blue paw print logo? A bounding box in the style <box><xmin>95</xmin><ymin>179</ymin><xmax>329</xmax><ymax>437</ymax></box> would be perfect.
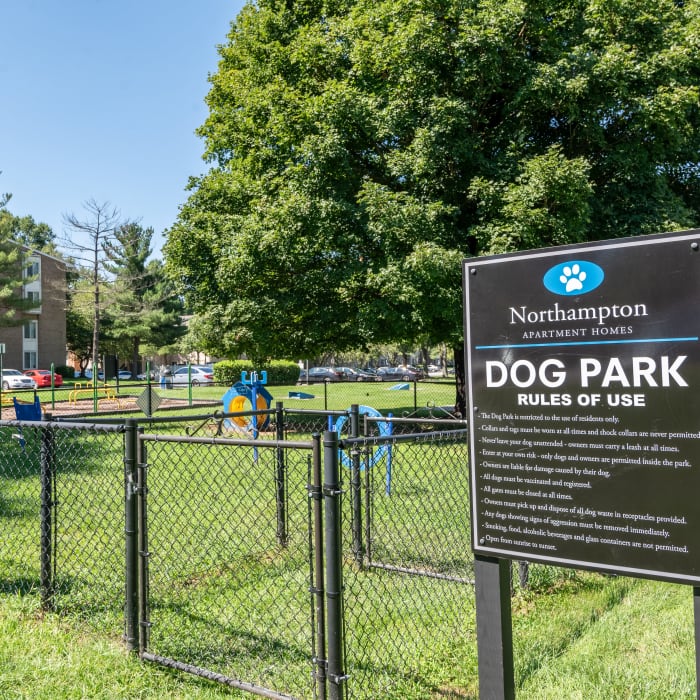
<box><xmin>543</xmin><ymin>260</ymin><xmax>604</xmax><ymax>296</ymax></box>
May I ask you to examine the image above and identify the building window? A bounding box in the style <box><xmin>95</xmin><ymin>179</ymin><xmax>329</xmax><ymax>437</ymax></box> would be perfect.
<box><xmin>25</xmin><ymin>290</ymin><xmax>40</xmax><ymax>304</ymax></box>
<box><xmin>24</xmin><ymin>261</ymin><xmax>40</xmax><ymax>278</ymax></box>
<box><xmin>24</xmin><ymin>351</ymin><xmax>37</xmax><ymax>369</ymax></box>
<box><xmin>24</xmin><ymin>321</ymin><xmax>37</xmax><ymax>339</ymax></box>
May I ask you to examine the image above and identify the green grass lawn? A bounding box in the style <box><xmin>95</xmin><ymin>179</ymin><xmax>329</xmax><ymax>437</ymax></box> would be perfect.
<box><xmin>1</xmin><ymin>575</ymin><xmax>695</xmax><ymax>699</ymax></box>
<box><xmin>7</xmin><ymin>378</ymin><xmax>457</xmax><ymax>420</ymax></box>
<box><xmin>1</xmin><ymin>406</ymin><xmax>697</xmax><ymax>699</ymax></box>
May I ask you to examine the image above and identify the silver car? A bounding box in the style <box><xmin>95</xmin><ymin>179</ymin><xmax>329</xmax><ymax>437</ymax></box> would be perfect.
<box><xmin>2</xmin><ymin>369</ymin><xmax>37</xmax><ymax>390</ymax></box>
<box><xmin>170</xmin><ymin>365</ymin><xmax>215</xmax><ymax>386</ymax></box>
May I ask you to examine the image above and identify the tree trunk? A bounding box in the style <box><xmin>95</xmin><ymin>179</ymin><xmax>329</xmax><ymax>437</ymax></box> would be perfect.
<box><xmin>453</xmin><ymin>343</ymin><xmax>466</xmax><ymax>418</ymax></box>
<box><xmin>440</xmin><ymin>343</ymin><xmax>448</xmax><ymax>377</ymax></box>
<box><xmin>131</xmin><ymin>337</ymin><xmax>140</xmax><ymax>378</ymax></box>
<box><xmin>420</xmin><ymin>346</ymin><xmax>430</xmax><ymax>368</ymax></box>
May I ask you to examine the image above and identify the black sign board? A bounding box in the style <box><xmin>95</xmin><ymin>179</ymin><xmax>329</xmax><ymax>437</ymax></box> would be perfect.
<box><xmin>464</xmin><ymin>230</ymin><xmax>700</xmax><ymax>584</ymax></box>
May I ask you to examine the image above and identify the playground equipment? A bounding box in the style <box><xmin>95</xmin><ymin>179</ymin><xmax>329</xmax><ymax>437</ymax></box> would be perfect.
<box><xmin>333</xmin><ymin>405</ymin><xmax>393</xmax><ymax>471</ymax></box>
<box><xmin>68</xmin><ymin>382</ymin><xmax>123</xmax><ymax>409</ymax></box>
<box><xmin>12</xmin><ymin>395</ymin><xmax>42</xmax><ymax>449</ymax></box>
<box><xmin>222</xmin><ymin>371</ymin><xmax>273</xmax><ymax>433</ymax></box>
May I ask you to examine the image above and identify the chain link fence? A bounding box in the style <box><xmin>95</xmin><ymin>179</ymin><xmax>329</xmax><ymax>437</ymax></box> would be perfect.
<box><xmin>285</xmin><ymin>379</ymin><xmax>460</xmax><ymax>420</ymax></box>
<box><xmin>2</xmin><ymin>408</ymin><xmax>480</xmax><ymax>699</ymax></box>
<box><xmin>336</xmin><ymin>424</ymin><xmax>474</xmax><ymax>699</ymax></box>
<box><xmin>0</xmin><ymin>418</ymin><xmax>127</xmax><ymax>630</ymax></box>
<box><xmin>54</xmin><ymin>377</ymin><xmax>460</xmax><ymax>424</ymax></box>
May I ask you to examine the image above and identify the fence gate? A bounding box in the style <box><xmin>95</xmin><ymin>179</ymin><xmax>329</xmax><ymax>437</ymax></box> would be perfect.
<box><xmin>338</xmin><ymin>422</ymin><xmax>475</xmax><ymax>699</ymax></box>
<box><xmin>136</xmin><ymin>431</ymin><xmax>324</xmax><ymax>700</ymax></box>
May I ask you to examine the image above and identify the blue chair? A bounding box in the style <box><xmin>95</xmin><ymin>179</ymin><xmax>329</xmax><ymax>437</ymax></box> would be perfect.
<box><xmin>13</xmin><ymin>396</ymin><xmax>42</xmax><ymax>448</ymax></box>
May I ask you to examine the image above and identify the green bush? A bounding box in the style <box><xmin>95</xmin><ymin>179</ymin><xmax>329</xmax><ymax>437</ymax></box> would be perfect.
<box><xmin>213</xmin><ymin>359</ymin><xmax>299</xmax><ymax>385</ymax></box>
<box><xmin>265</xmin><ymin>360</ymin><xmax>301</xmax><ymax>384</ymax></box>
<box><xmin>54</xmin><ymin>365</ymin><xmax>75</xmax><ymax>379</ymax></box>
<box><xmin>213</xmin><ymin>360</ymin><xmax>254</xmax><ymax>385</ymax></box>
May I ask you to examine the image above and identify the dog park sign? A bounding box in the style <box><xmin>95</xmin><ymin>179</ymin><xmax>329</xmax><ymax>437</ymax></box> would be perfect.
<box><xmin>464</xmin><ymin>229</ymin><xmax>700</xmax><ymax>585</ymax></box>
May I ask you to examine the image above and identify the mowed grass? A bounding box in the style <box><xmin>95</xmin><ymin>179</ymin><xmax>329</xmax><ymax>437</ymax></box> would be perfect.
<box><xmin>2</xmin><ymin>575</ymin><xmax>695</xmax><ymax>699</ymax></box>
<box><xmin>0</xmin><ymin>594</ymin><xmax>236</xmax><ymax>699</ymax></box>
<box><xmin>6</xmin><ymin>378</ymin><xmax>457</xmax><ymax>420</ymax></box>
<box><xmin>515</xmin><ymin>574</ymin><xmax>696</xmax><ymax>699</ymax></box>
<box><xmin>1</xmin><ymin>416</ymin><xmax>698</xmax><ymax>699</ymax></box>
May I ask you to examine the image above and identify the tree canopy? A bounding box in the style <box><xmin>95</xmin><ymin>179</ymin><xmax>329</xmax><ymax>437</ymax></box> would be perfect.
<box><xmin>64</xmin><ymin>215</ymin><xmax>185</xmax><ymax>375</ymax></box>
<box><xmin>102</xmin><ymin>223</ymin><xmax>185</xmax><ymax>373</ymax></box>
<box><xmin>0</xmin><ymin>211</ymin><xmax>56</xmax><ymax>253</ymax></box>
<box><xmin>165</xmin><ymin>0</ymin><xmax>700</xmax><ymax>366</ymax></box>
<box><xmin>0</xmin><ymin>185</ymin><xmax>43</xmax><ymax>326</ymax></box>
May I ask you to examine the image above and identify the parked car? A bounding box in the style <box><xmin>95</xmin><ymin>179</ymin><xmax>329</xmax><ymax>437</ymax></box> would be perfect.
<box><xmin>298</xmin><ymin>367</ymin><xmax>343</xmax><ymax>382</ymax></box>
<box><xmin>83</xmin><ymin>369</ymin><xmax>104</xmax><ymax>380</ymax></box>
<box><xmin>116</xmin><ymin>370</ymin><xmax>133</xmax><ymax>380</ymax></box>
<box><xmin>335</xmin><ymin>367</ymin><xmax>377</xmax><ymax>381</ymax></box>
<box><xmin>23</xmin><ymin>369</ymin><xmax>63</xmax><ymax>388</ymax></box>
<box><xmin>2</xmin><ymin>369</ymin><xmax>37</xmax><ymax>390</ymax></box>
<box><xmin>171</xmin><ymin>365</ymin><xmax>215</xmax><ymax>386</ymax></box>
<box><xmin>375</xmin><ymin>366</ymin><xmax>425</xmax><ymax>381</ymax></box>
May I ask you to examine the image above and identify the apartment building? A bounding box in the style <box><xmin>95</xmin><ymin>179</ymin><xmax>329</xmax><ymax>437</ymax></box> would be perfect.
<box><xmin>0</xmin><ymin>250</ymin><xmax>67</xmax><ymax>370</ymax></box>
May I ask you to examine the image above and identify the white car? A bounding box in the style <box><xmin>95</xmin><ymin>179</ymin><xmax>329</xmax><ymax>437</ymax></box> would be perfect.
<box><xmin>2</xmin><ymin>369</ymin><xmax>37</xmax><ymax>390</ymax></box>
<box><xmin>170</xmin><ymin>365</ymin><xmax>215</xmax><ymax>386</ymax></box>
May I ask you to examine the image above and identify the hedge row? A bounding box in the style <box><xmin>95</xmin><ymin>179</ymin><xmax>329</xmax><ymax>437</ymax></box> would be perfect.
<box><xmin>213</xmin><ymin>359</ymin><xmax>299</xmax><ymax>386</ymax></box>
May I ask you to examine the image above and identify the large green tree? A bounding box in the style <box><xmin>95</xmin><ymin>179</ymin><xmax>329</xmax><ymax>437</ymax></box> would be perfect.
<box><xmin>103</xmin><ymin>223</ymin><xmax>185</xmax><ymax>375</ymax></box>
<box><xmin>165</xmin><ymin>0</ymin><xmax>700</xmax><ymax>407</ymax></box>
<box><xmin>65</xmin><ymin>271</ymin><xmax>101</xmax><ymax>376</ymax></box>
<box><xmin>0</xmin><ymin>211</ymin><xmax>56</xmax><ymax>253</ymax></box>
<box><xmin>0</xmin><ymin>185</ymin><xmax>42</xmax><ymax>326</ymax></box>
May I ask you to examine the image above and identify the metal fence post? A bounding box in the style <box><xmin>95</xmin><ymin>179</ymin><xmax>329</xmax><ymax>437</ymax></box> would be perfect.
<box><xmin>146</xmin><ymin>361</ymin><xmax>153</xmax><ymax>418</ymax></box>
<box><xmin>323</xmin><ymin>430</ymin><xmax>347</xmax><ymax>700</ymax></box>
<box><xmin>124</xmin><ymin>418</ymin><xmax>139</xmax><ymax>652</ymax></box>
<box><xmin>363</xmin><ymin>413</ymin><xmax>373</xmax><ymax>566</ymax></box>
<box><xmin>137</xmin><ymin>426</ymin><xmax>150</xmax><ymax>654</ymax></box>
<box><xmin>40</xmin><ymin>418</ymin><xmax>56</xmax><ymax>611</ymax></box>
<box><xmin>275</xmin><ymin>401</ymin><xmax>288</xmax><ymax>547</ymax></box>
<box><xmin>311</xmin><ymin>433</ymin><xmax>327</xmax><ymax>700</ymax></box>
<box><xmin>349</xmin><ymin>404</ymin><xmax>363</xmax><ymax>567</ymax></box>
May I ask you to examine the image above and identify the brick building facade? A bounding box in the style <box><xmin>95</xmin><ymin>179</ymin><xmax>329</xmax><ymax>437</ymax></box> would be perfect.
<box><xmin>0</xmin><ymin>250</ymin><xmax>67</xmax><ymax>370</ymax></box>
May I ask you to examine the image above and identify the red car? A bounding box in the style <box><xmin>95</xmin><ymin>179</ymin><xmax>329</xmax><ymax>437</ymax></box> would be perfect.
<box><xmin>23</xmin><ymin>369</ymin><xmax>63</xmax><ymax>388</ymax></box>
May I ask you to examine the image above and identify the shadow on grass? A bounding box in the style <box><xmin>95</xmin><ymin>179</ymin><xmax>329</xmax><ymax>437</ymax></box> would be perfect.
<box><xmin>0</xmin><ymin>576</ymin><xmax>41</xmax><ymax>595</ymax></box>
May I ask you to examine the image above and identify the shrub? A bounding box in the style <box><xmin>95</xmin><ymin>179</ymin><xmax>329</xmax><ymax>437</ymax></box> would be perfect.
<box><xmin>54</xmin><ymin>364</ymin><xmax>75</xmax><ymax>379</ymax></box>
<box><xmin>213</xmin><ymin>359</ymin><xmax>299</xmax><ymax>385</ymax></box>
<box><xmin>213</xmin><ymin>360</ymin><xmax>254</xmax><ymax>385</ymax></box>
<box><xmin>265</xmin><ymin>360</ymin><xmax>300</xmax><ymax>385</ymax></box>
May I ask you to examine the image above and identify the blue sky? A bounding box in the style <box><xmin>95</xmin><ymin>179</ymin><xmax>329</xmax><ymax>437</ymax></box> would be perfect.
<box><xmin>1</xmin><ymin>1</ymin><xmax>246</xmax><ymax>255</ymax></box>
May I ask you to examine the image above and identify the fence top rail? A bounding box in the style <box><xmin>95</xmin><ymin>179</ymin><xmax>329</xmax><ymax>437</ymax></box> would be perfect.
<box><xmin>131</xmin><ymin>411</ymin><xmax>225</xmax><ymax>425</ymax></box>
<box><xmin>0</xmin><ymin>418</ymin><xmax>126</xmax><ymax>433</ymax></box>
<box><xmin>139</xmin><ymin>433</ymin><xmax>314</xmax><ymax>450</ymax></box>
<box><xmin>51</xmin><ymin>409</ymin><xmax>274</xmax><ymax>427</ymax></box>
<box><xmin>340</xmin><ymin>428</ymin><xmax>469</xmax><ymax>448</ymax></box>
<box><xmin>283</xmin><ymin>408</ymin><xmax>347</xmax><ymax>417</ymax></box>
<box><xmin>365</xmin><ymin>415</ymin><xmax>468</xmax><ymax>427</ymax></box>
<box><xmin>52</xmin><ymin>415</ymin><xmax>127</xmax><ymax>425</ymax></box>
